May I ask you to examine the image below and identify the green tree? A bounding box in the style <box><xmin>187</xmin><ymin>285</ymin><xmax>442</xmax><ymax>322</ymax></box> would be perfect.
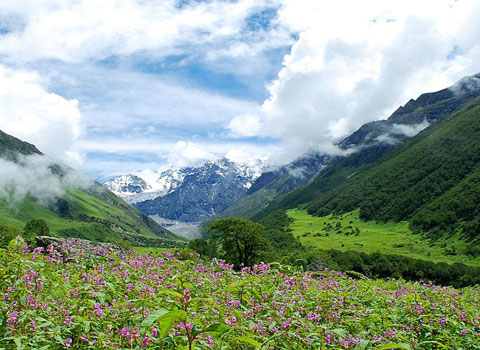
<box><xmin>188</xmin><ymin>238</ymin><xmax>211</xmax><ymax>257</ymax></box>
<box><xmin>23</xmin><ymin>219</ymin><xmax>50</xmax><ymax>244</ymax></box>
<box><xmin>207</xmin><ymin>218</ymin><xmax>268</xmax><ymax>267</ymax></box>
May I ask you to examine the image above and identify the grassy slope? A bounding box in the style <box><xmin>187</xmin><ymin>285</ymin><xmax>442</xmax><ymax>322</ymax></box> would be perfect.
<box><xmin>306</xmin><ymin>98</ymin><xmax>480</xmax><ymax>223</ymax></box>
<box><xmin>287</xmin><ymin>209</ymin><xmax>480</xmax><ymax>266</ymax></box>
<box><xmin>0</xmin><ymin>187</ymin><xmax>183</xmax><ymax>243</ymax></box>
<box><xmin>0</xmin><ymin>129</ymin><xmax>184</xmax><ymax>243</ymax></box>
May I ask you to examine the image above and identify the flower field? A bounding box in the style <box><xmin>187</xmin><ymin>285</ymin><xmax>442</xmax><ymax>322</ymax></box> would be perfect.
<box><xmin>1</xmin><ymin>242</ymin><xmax>479</xmax><ymax>349</ymax></box>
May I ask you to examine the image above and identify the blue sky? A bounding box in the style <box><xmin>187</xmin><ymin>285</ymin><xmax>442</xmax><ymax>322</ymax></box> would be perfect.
<box><xmin>1</xmin><ymin>0</ymin><xmax>480</xmax><ymax>182</ymax></box>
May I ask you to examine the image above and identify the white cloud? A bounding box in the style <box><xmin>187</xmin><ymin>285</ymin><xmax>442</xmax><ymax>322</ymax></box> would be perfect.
<box><xmin>0</xmin><ymin>64</ymin><xmax>82</xmax><ymax>166</ymax></box>
<box><xmin>391</xmin><ymin>121</ymin><xmax>430</xmax><ymax>138</ymax></box>
<box><xmin>248</xmin><ymin>0</ymin><xmax>480</xmax><ymax>160</ymax></box>
<box><xmin>0</xmin><ymin>154</ymin><xmax>93</xmax><ymax>205</ymax></box>
<box><xmin>3</xmin><ymin>0</ymin><xmax>480</xmax><ymax>178</ymax></box>
<box><xmin>227</xmin><ymin>114</ymin><xmax>263</xmax><ymax>138</ymax></box>
<box><xmin>0</xmin><ymin>0</ymin><xmax>285</xmax><ymax>64</ymax></box>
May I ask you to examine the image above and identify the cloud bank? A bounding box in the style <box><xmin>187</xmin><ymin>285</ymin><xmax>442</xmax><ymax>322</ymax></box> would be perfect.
<box><xmin>2</xmin><ymin>0</ymin><xmax>480</xmax><ymax>178</ymax></box>
<box><xmin>0</xmin><ymin>155</ymin><xmax>93</xmax><ymax>205</ymax></box>
<box><xmin>0</xmin><ymin>64</ymin><xmax>82</xmax><ymax>166</ymax></box>
<box><xmin>229</xmin><ymin>0</ymin><xmax>480</xmax><ymax>162</ymax></box>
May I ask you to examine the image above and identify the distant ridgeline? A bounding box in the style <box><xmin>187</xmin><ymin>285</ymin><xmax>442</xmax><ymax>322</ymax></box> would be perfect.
<box><xmin>216</xmin><ymin>74</ymin><xmax>480</xmax><ymax>226</ymax></box>
<box><xmin>240</xmin><ymin>74</ymin><xmax>480</xmax><ymax>244</ymax></box>
<box><xmin>0</xmin><ymin>130</ymin><xmax>183</xmax><ymax>247</ymax></box>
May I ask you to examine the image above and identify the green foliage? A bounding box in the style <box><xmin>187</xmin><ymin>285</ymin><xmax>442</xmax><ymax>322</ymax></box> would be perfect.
<box><xmin>23</xmin><ymin>218</ymin><xmax>50</xmax><ymax>243</ymax></box>
<box><xmin>188</xmin><ymin>238</ymin><xmax>213</xmax><ymax>257</ymax></box>
<box><xmin>313</xmin><ymin>249</ymin><xmax>480</xmax><ymax>288</ymax></box>
<box><xmin>104</xmin><ymin>237</ymin><xmax>133</xmax><ymax>250</ymax></box>
<box><xmin>0</xmin><ymin>222</ymin><xmax>23</xmax><ymax>248</ymax></box>
<box><xmin>207</xmin><ymin>218</ymin><xmax>268</xmax><ymax>267</ymax></box>
<box><xmin>1</xmin><ymin>247</ymin><xmax>480</xmax><ymax>349</ymax></box>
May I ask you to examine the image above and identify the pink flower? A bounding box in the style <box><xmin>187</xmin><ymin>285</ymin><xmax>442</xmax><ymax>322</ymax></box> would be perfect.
<box><xmin>66</xmin><ymin>338</ymin><xmax>72</xmax><ymax>347</ymax></box>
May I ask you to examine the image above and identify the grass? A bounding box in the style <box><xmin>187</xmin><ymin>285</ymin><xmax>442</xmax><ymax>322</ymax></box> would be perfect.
<box><xmin>287</xmin><ymin>208</ymin><xmax>480</xmax><ymax>266</ymax></box>
<box><xmin>133</xmin><ymin>246</ymin><xmax>174</xmax><ymax>256</ymax></box>
<box><xmin>0</xmin><ymin>187</ymin><xmax>182</xmax><ymax>243</ymax></box>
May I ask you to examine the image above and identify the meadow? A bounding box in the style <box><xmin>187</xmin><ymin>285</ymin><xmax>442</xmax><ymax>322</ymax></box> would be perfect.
<box><xmin>287</xmin><ymin>209</ymin><xmax>480</xmax><ymax>266</ymax></box>
<box><xmin>1</xmin><ymin>243</ymin><xmax>479</xmax><ymax>349</ymax></box>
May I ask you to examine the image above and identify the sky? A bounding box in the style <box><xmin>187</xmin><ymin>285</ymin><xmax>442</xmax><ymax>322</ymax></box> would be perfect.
<box><xmin>0</xmin><ymin>0</ymin><xmax>480</xmax><ymax>182</ymax></box>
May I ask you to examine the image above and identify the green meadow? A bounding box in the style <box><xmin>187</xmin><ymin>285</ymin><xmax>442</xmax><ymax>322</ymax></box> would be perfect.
<box><xmin>287</xmin><ymin>208</ymin><xmax>480</xmax><ymax>266</ymax></box>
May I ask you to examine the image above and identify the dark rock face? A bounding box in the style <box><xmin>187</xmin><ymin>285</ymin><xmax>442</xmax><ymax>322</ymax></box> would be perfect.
<box><xmin>248</xmin><ymin>153</ymin><xmax>331</xmax><ymax>196</ymax></box>
<box><xmin>339</xmin><ymin>75</ymin><xmax>480</xmax><ymax>150</ymax></box>
<box><xmin>35</xmin><ymin>236</ymin><xmax>122</xmax><ymax>258</ymax></box>
<box><xmin>134</xmin><ymin>158</ymin><xmax>258</xmax><ymax>222</ymax></box>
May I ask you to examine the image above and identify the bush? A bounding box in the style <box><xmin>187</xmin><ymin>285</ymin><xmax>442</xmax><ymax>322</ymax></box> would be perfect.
<box><xmin>23</xmin><ymin>219</ymin><xmax>50</xmax><ymax>244</ymax></box>
<box><xmin>0</xmin><ymin>222</ymin><xmax>23</xmax><ymax>248</ymax></box>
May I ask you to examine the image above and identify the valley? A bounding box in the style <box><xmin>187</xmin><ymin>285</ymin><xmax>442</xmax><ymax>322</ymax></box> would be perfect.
<box><xmin>3</xmin><ymin>3</ymin><xmax>480</xmax><ymax>348</ymax></box>
<box><xmin>287</xmin><ymin>209</ymin><xmax>480</xmax><ymax>266</ymax></box>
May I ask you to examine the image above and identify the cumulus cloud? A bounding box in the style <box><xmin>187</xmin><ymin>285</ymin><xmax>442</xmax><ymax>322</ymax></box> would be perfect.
<box><xmin>3</xmin><ymin>0</ymin><xmax>480</xmax><ymax>178</ymax></box>
<box><xmin>0</xmin><ymin>65</ymin><xmax>82</xmax><ymax>166</ymax></box>
<box><xmin>227</xmin><ymin>114</ymin><xmax>263</xmax><ymax>138</ymax></box>
<box><xmin>249</xmin><ymin>0</ymin><xmax>480</xmax><ymax>161</ymax></box>
<box><xmin>0</xmin><ymin>0</ymin><xmax>286</xmax><ymax>64</ymax></box>
<box><xmin>0</xmin><ymin>154</ymin><xmax>93</xmax><ymax>205</ymax></box>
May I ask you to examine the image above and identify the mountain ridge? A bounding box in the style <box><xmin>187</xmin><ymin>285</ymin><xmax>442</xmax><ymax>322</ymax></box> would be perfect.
<box><xmin>249</xmin><ymin>73</ymin><xmax>480</xmax><ymax>222</ymax></box>
<box><xmin>0</xmin><ymin>130</ymin><xmax>183</xmax><ymax>245</ymax></box>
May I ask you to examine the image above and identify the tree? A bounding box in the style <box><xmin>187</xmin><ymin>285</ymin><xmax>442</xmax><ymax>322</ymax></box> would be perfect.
<box><xmin>188</xmin><ymin>238</ymin><xmax>211</xmax><ymax>257</ymax></box>
<box><xmin>207</xmin><ymin>218</ymin><xmax>267</xmax><ymax>267</ymax></box>
<box><xmin>23</xmin><ymin>219</ymin><xmax>50</xmax><ymax>244</ymax></box>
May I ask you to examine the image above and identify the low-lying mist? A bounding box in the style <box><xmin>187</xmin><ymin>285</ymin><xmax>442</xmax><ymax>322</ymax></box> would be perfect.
<box><xmin>0</xmin><ymin>154</ymin><xmax>94</xmax><ymax>206</ymax></box>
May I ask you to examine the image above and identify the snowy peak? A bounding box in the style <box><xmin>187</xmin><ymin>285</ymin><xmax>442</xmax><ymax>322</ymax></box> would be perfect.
<box><xmin>104</xmin><ymin>174</ymin><xmax>150</xmax><ymax>195</ymax></box>
<box><xmin>134</xmin><ymin>158</ymin><xmax>263</xmax><ymax>222</ymax></box>
<box><xmin>155</xmin><ymin>167</ymin><xmax>195</xmax><ymax>197</ymax></box>
<box><xmin>103</xmin><ymin>158</ymin><xmax>262</xmax><ymax>209</ymax></box>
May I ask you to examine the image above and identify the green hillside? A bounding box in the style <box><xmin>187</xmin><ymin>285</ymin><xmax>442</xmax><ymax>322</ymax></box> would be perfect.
<box><xmin>305</xmin><ymin>98</ymin><xmax>480</xmax><ymax>234</ymax></box>
<box><xmin>251</xmin><ymin>92</ymin><xmax>480</xmax><ymax>264</ymax></box>
<box><xmin>0</xmin><ymin>129</ymin><xmax>41</xmax><ymax>160</ymax></box>
<box><xmin>0</xmin><ymin>130</ymin><xmax>184</xmax><ymax>245</ymax></box>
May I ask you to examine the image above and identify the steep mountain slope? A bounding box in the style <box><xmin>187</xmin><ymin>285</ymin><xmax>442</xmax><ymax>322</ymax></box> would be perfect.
<box><xmin>305</xmin><ymin>96</ymin><xmax>480</xmax><ymax>239</ymax></box>
<box><xmin>253</xmin><ymin>73</ymin><xmax>480</xmax><ymax>221</ymax></box>
<box><xmin>133</xmin><ymin>158</ymin><xmax>260</xmax><ymax>222</ymax></box>
<box><xmin>214</xmin><ymin>153</ymin><xmax>331</xmax><ymax>219</ymax></box>
<box><xmin>0</xmin><ymin>130</ymin><xmax>42</xmax><ymax>158</ymax></box>
<box><xmin>0</xmin><ymin>130</ymin><xmax>182</xmax><ymax>244</ymax></box>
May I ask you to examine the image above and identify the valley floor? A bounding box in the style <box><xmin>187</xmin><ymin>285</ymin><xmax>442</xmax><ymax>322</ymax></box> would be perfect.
<box><xmin>287</xmin><ymin>209</ymin><xmax>480</xmax><ymax>266</ymax></box>
<box><xmin>151</xmin><ymin>215</ymin><xmax>202</xmax><ymax>240</ymax></box>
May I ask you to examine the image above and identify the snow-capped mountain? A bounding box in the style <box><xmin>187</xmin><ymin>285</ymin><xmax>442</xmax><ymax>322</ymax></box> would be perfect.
<box><xmin>104</xmin><ymin>158</ymin><xmax>262</xmax><ymax>223</ymax></box>
<box><xmin>104</xmin><ymin>175</ymin><xmax>150</xmax><ymax>195</ymax></box>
